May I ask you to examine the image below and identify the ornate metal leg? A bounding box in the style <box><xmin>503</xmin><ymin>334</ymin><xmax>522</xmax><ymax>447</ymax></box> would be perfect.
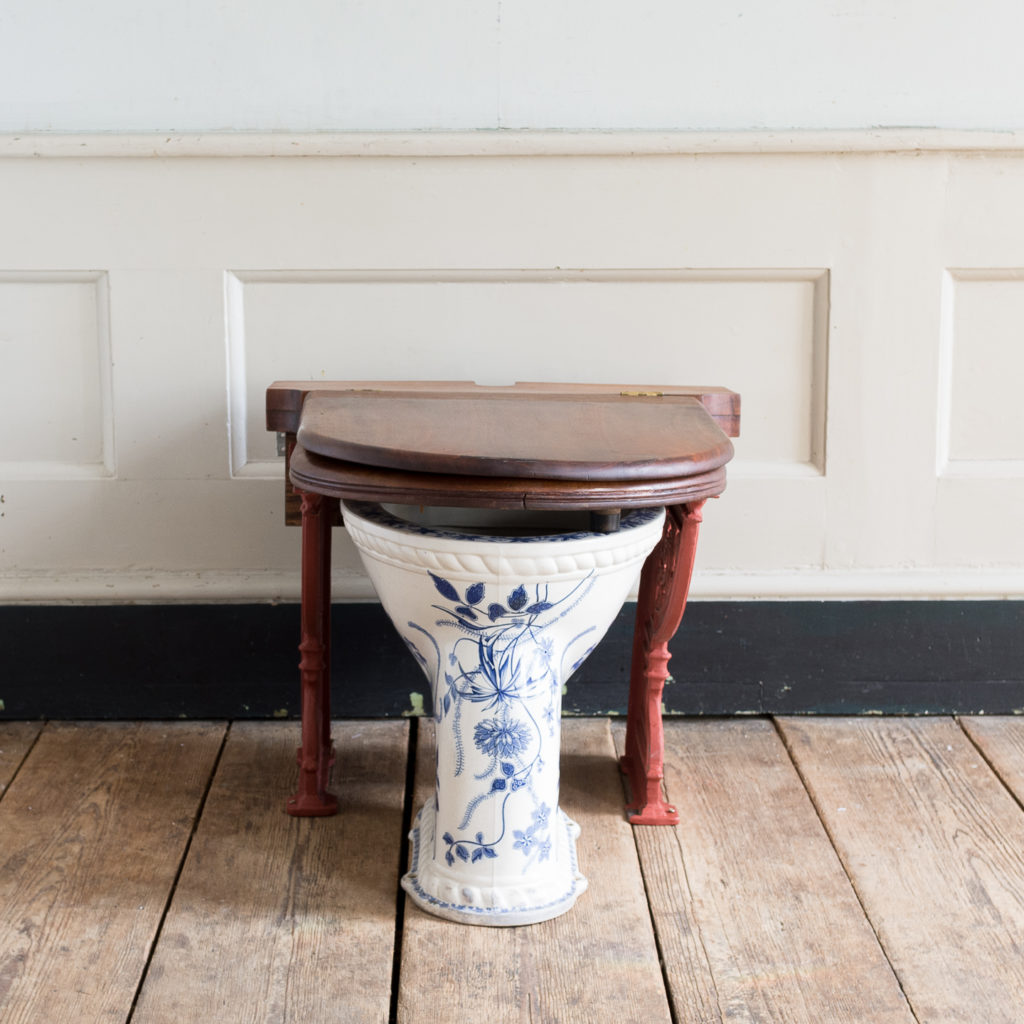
<box><xmin>287</xmin><ymin>489</ymin><xmax>339</xmax><ymax>816</ymax></box>
<box><xmin>620</xmin><ymin>500</ymin><xmax>705</xmax><ymax>825</ymax></box>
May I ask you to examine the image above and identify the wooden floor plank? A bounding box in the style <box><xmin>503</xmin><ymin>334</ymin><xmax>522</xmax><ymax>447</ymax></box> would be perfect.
<box><xmin>780</xmin><ymin>716</ymin><xmax>1024</xmax><ymax>1024</ymax></box>
<box><xmin>960</xmin><ymin>716</ymin><xmax>1024</xmax><ymax>803</ymax></box>
<box><xmin>620</xmin><ymin>719</ymin><xmax>914</xmax><ymax>1024</ymax></box>
<box><xmin>0</xmin><ymin>721</ymin><xmax>42</xmax><ymax>796</ymax></box>
<box><xmin>11</xmin><ymin>714</ymin><xmax>1024</xmax><ymax>1022</ymax></box>
<box><xmin>0</xmin><ymin>721</ymin><xmax>225</xmax><ymax>1024</ymax></box>
<box><xmin>397</xmin><ymin>718</ymin><xmax>671</xmax><ymax>1024</ymax></box>
<box><xmin>132</xmin><ymin>720</ymin><xmax>409</xmax><ymax>1024</ymax></box>
<box><xmin>611</xmin><ymin>721</ymin><xmax>720</xmax><ymax>1023</ymax></box>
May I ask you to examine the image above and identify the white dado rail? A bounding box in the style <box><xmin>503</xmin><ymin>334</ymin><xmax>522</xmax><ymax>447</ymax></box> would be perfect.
<box><xmin>1</xmin><ymin>130</ymin><xmax>1023</xmax><ymax>602</ymax></box>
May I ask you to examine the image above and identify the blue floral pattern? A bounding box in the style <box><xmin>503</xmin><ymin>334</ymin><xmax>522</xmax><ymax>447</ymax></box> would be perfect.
<box><xmin>401</xmin><ymin>569</ymin><xmax>598</xmax><ymax>872</ymax></box>
<box><xmin>473</xmin><ymin>718</ymin><xmax>531</xmax><ymax>759</ymax></box>
<box><xmin>513</xmin><ymin>802</ymin><xmax>553</xmax><ymax>864</ymax></box>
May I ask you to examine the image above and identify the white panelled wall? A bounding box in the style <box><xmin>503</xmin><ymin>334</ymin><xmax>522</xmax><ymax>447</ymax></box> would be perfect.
<box><xmin>1</xmin><ymin>138</ymin><xmax>1023</xmax><ymax>601</ymax></box>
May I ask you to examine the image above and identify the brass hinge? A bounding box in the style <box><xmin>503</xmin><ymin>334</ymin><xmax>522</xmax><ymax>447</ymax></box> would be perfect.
<box><xmin>620</xmin><ymin>390</ymin><xmax>663</xmax><ymax>398</ymax></box>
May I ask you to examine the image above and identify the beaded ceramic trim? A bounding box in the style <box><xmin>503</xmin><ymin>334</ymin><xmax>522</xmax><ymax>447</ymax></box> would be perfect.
<box><xmin>341</xmin><ymin>502</ymin><xmax>666</xmax><ymax>582</ymax></box>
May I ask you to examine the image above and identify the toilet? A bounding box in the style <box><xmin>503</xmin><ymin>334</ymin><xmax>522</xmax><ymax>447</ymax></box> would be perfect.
<box><xmin>341</xmin><ymin>500</ymin><xmax>666</xmax><ymax>926</ymax></box>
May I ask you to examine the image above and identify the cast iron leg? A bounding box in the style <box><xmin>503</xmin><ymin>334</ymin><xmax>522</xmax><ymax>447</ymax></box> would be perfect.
<box><xmin>620</xmin><ymin>500</ymin><xmax>705</xmax><ymax>825</ymax></box>
<box><xmin>287</xmin><ymin>489</ymin><xmax>339</xmax><ymax>816</ymax></box>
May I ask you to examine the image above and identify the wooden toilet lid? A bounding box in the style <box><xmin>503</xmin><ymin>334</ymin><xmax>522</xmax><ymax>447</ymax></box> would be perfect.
<box><xmin>295</xmin><ymin>388</ymin><xmax>735</xmax><ymax>482</ymax></box>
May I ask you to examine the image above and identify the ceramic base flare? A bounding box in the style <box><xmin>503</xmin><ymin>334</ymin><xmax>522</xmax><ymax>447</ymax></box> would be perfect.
<box><xmin>342</xmin><ymin>501</ymin><xmax>665</xmax><ymax>927</ymax></box>
<box><xmin>403</xmin><ymin>797</ymin><xmax>586</xmax><ymax>926</ymax></box>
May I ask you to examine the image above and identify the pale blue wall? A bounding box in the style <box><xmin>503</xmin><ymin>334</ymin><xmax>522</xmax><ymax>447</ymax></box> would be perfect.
<box><xmin>2</xmin><ymin>1</ymin><xmax>1022</xmax><ymax>133</ymax></box>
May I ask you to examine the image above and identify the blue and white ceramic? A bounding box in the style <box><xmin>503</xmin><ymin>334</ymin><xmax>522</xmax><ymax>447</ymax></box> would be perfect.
<box><xmin>342</xmin><ymin>501</ymin><xmax>665</xmax><ymax>926</ymax></box>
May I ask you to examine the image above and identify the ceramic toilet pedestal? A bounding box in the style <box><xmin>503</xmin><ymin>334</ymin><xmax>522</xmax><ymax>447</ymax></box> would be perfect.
<box><xmin>342</xmin><ymin>500</ymin><xmax>665</xmax><ymax>926</ymax></box>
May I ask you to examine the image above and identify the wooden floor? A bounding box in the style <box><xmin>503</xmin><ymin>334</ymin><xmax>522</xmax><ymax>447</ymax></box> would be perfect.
<box><xmin>2</xmin><ymin>717</ymin><xmax>1024</xmax><ymax>1022</ymax></box>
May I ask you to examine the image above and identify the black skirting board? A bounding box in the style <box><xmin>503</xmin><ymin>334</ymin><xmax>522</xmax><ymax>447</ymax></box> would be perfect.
<box><xmin>1</xmin><ymin>601</ymin><xmax>1022</xmax><ymax>720</ymax></box>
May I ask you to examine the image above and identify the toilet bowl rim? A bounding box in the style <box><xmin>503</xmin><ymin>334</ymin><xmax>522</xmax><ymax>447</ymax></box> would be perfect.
<box><xmin>341</xmin><ymin>500</ymin><xmax>664</xmax><ymax>547</ymax></box>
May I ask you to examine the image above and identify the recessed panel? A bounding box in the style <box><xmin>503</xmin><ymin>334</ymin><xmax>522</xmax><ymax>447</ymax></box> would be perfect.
<box><xmin>229</xmin><ymin>270</ymin><xmax>826</xmax><ymax>475</ymax></box>
<box><xmin>0</xmin><ymin>273</ymin><xmax>110</xmax><ymax>475</ymax></box>
<box><xmin>944</xmin><ymin>273</ymin><xmax>1024</xmax><ymax>467</ymax></box>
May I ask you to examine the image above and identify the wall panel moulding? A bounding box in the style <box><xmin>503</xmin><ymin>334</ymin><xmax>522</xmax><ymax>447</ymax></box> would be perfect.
<box><xmin>227</xmin><ymin>268</ymin><xmax>828</xmax><ymax>479</ymax></box>
<box><xmin>6</xmin><ymin>130</ymin><xmax>1024</xmax><ymax>158</ymax></box>
<box><xmin>0</xmin><ymin>271</ymin><xmax>113</xmax><ymax>479</ymax></box>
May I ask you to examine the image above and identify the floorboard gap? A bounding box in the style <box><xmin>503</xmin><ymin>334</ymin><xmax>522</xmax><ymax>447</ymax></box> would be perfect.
<box><xmin>388</xmin><ymin>715</ymin><xmax>418</xmax><ymax>1024</ymax></box>
<box><xmin>622</xmin><ymin>770</ymin><xmax>684</xmax><ymax>1024</ymax></box>
<box><xmin>124</xmin><ymin>720</ymin><xmax>232</xmax><ymax>1024</ymax></box>
<box><xmin>772</xmin><ymin>717</ymin><xmax>923</xmax><ymax>1024</ymax></box>
<box><xmin>0</xmin><ymin>720</ymin><xmax>46</xmax><ymax>805</ymax></box>
<box><xmin>956</xmin><ymin>715</ymin><xmax>1024</xmax><ymax>816</ymax></box>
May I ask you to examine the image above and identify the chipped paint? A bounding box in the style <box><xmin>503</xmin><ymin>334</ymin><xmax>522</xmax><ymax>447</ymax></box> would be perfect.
<box><xmin>402</xmin><ymin>691</ymin><xmax>426</xmax><ymax>717</ymax></box>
